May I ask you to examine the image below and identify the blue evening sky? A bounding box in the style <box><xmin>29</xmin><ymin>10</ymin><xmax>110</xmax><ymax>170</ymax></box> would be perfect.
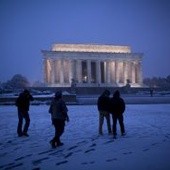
<box><xmin>0</xmin><ymin>0</ymin><xmax>170</xmax><ymax>83</ymax></box>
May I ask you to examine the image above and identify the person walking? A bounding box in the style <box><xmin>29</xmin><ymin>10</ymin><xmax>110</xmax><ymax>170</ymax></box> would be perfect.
<box><xmin>49</xmin><ymin>91</ymin><xmax>69</xmax><ymax>148</ymax></box>
<box><xmin>15</xmin><ymin>89</ymin><xmax>34</xmax><ymax>137</ymax></box>
<box><xmin>97</xmin><ymin>90</ymin><xmax>112</xmax><ymax>135</ymax></box>
<box><xmin>110</xmin><ymin>90</ymin><xmax>126</xmax><ymax>139</ymax></box>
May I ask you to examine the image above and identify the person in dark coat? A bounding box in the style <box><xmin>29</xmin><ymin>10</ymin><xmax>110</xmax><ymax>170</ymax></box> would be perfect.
<box><xmin>49</xmin><ymin>91</ymin><xmax>69</xmax><ymax>148</ymax></box>
<box><xmin>110</xmin><ymin>90</ymin><xmax>126</xmax><ymax>138</ymax></box>
<box><xmin>97</xmin><ymin>90</ymin><xmax>112</xmax><ymax>135</ymax></box>
<box><xmin>15</xmin><ymin>89</ymin><xmax>34</xmax><ymax>137</ymax></box>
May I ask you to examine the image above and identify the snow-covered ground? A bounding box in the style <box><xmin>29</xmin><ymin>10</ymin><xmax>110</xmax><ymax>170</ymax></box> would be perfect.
<box><xmin>0</xmin><ymin>104</ymin><xmax>170</xmax><ymax>170</ymax></box>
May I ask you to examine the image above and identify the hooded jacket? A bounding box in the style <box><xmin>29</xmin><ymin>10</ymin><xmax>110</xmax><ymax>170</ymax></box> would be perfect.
<box><xmin>49</xmin><ymin>97</ymin><xmax>68</xmax><ymax>121</ymax></box>
<box><xmin>15</xmin><ymin>90</ymin><xmax>34</xmax><ymax>112</ymax></box>
<box><xmin>110</xmin><ymin>90</ymin><xmax>125</xmax><ymax>115</ymax></box>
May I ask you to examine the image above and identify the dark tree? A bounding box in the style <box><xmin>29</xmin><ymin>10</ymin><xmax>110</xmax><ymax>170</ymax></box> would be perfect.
<box><xmin>4</xmin><ymin>74</ymin><xmax>30</xmax><ymax>90</ymax></box>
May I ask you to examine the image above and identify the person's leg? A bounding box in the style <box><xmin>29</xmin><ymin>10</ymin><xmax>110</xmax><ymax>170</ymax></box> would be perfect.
<box><xmin>23</xmin><ymin>112</ymin><xmax>30</xmax><ymax>136</ymax></box>
<box><xmin>99</xmin><ymin>111</ymin><xmax>104</xmax><ymax>135</ymax></box>
<box><xmin>112</xmin><ymin>115</ymin><xmax>117</xmax><ymax>138</ymax></box>
<box><xmin>17</xmin><ymin>111</ymin><xmax>23</xmax><ymax>136</ymax></box>
<box><xmin>50</xmin><ymin>119</ymin><xmax>58</xmax><ymax>148</ymax></box>
<box><xmin>56</xmin><ymin>120</ymin><xmax>65</xmax><ymax>145</ymax></box>
<box><xmin>105</xmin><ymin>113</ymin><xmax>112</xmax><ymax>134</ymax></box>
<box><xmin>118</xmin><ymin>115</ymin><xmax>125</xmax><ymax>135</ymax></box>
<box><xmin>51</xmin><ymin>119</ymin><xmax>65</xmax><ymax>147</ymax></box>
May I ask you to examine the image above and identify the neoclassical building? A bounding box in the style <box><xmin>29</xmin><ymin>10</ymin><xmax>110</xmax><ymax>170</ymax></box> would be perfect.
<box><xmin>42</xmin><ymin>43</ymin><xmax>143</xmax><ymax>87</ymax></box>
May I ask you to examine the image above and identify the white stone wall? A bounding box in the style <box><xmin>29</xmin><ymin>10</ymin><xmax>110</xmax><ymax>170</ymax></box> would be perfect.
<box><xmin>42</xmin><ymin>45</ymin><xmax>143</xmax><ymax>87</ymax></box>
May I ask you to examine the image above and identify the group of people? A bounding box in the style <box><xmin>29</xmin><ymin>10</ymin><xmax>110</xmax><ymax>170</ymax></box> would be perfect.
<box><xmin>97</xmin><ymin>89</ymin><xmax>126</xmax><ymax>139</ymax></box>
<box><xmin>15</xmin><ymin>89</ymin><xmax>125</xmax><ymax>149</ymax></box>
<box><xmin>15</xmin><ymin>89</ymin><xmax>69</xmax><ymax>148</ymax></box>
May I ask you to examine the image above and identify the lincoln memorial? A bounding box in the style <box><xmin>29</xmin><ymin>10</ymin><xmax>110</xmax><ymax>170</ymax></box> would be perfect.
<box><xmin>42</xmin><ymin>43</ymin><xmax>143</xmax><ymax>87</ymax></box>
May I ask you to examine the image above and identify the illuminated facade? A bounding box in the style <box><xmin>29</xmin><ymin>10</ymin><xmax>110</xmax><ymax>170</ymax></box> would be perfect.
<box><xmin>42</xmin><ymin>44</ymin><xmax>143</xmax><ymax>87</ymax></box>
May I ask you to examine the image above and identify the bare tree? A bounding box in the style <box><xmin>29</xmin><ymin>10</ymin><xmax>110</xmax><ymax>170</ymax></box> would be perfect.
<box><xmin>3</xmin><ymin>74</ymin><xmax>30</xmax><ymax>90</ymax></box>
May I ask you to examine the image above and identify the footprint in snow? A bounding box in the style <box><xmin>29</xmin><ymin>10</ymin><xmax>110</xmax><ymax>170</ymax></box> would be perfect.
<box><xmin>56</xmin><ymin>160</ymin><xmax>68</xmax><ymax>166</ymax></box>
<box><xmin>84</xmin><ymin>148</ymin><xmax>95</xmax><ymax>153</ymax></box>
<box><xmin>64</xmin><ymin>152</ymin><xmax>73</xmax><ymax>158</ymax></box>
<box><xmin>106</xmin><ymin>158</ymin><xmax>118</xmax><ymax>162</ymax></box>
<box><xmin>123</xmin><ymin>151</ymin><xmax>132</xmax><ymax>155</ymax></box>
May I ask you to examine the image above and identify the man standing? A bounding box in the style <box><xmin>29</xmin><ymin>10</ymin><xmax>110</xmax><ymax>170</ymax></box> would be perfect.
<box><xmin>49</xmin><ymin>91</ymin><xmax>69</xmax><ymax>148</ymax></box>
<box><xmin>110</xmin><ymin>90</ymin><xmax>126</xmax><ymax>139</ymax></box>
<box><xmin>15</xmin><ymin>89</ymin><xmax>34</xmax><ymax>137</ymax></box>
<box><xmin>97</xmin><ymin>90</ymin><xmax>112</xmax><ymax>135</ymax></box>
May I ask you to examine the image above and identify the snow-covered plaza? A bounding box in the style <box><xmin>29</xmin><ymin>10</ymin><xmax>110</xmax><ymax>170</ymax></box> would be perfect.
<box><xmin>0</xmin><ymin>104</ymin><xmax>170</xmax><ymax>170</ymax></box>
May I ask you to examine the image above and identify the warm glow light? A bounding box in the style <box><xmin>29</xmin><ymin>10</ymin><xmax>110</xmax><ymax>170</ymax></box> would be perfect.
<box><xmin>51</xmin><ymin>44</ymin><xmax>131</xmax><ymax>53</ymax></box>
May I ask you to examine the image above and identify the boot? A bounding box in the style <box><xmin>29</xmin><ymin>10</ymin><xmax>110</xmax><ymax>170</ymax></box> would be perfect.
<box><xmin>50</xmin><ymin>140</ymin><xmax>56</xmax><ymax>148</ymax></box>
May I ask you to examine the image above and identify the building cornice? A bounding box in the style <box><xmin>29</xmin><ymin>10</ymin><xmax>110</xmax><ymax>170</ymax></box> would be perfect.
<box><xmin>42</xmin><ymin>50</ymin><xmax>143</xmax><ymax>61</ymax></box>
<box><xmin>51</xmin><ymin>43</ymin><xmax>131</xmax><ymax>53</ymax></box>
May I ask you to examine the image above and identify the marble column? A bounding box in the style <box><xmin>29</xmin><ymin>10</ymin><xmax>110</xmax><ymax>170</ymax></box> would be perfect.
<box><xmin>106</xmin><ymin>61</ymin><xmax>110</xmax><ymax>84</ymax></box>
<box><xmin>138</xmin><ymin>61</ymin><xmax>143</xmax><ymax>85</ymax></box>
<box><xmin>76</xmin><ymin>60</ymin><xmax>82</xmax><ymax>83</ymax></box>
<box><xmin>123</xmin><ymin>61</ymin><xmax>128</xmax><ymax>85</ymax></box>
<box><xmin>116</xmin><ymin>61</ymin><xmax>124</xmax><ymax>84</ymax></box>
<box><xmin>87</xmin><ymin>60</ymin><xmax>91</xmax><ymax>84</ymax></box>
<box><xmin>96</xmin><ymin>60</ymin><xmax>101</xmax><ymax>85</ymax></box>
<box><xmin>47</xmin><ymin>59</ymin><xmax>51</xmax><ymax>84</ymax></box>
<box><xmin>69</xmin><ymin>60</ymin><xmax>73</xmax><ymax>84</ymax></box>
<box><xmin>72</xmin><ymin>60</ymin><xmax>76</xmax><ymax>81</ymax></box>
<box><xmin>131</xmin><ymin>61</ymin><xmax>136</xmax><ymax>84</ymax></box>
<box><xmin>63</xmin><ymin>60</ymin><xmax>69</xmax><ymax>83</ymax></box>
<box><xmin>115</xmin><ymin>60</ymin><xmax>119</xmax><ymax>84</ymax></box>
<box><xmin>43</xmin><ymin>59</ymin><xmax>48</xmax><ymax>84</ymax></box>
<box><xmin>55</xmin><ymin>60</ymin><xmax>60</xmax><ymax>83</ymax></box>
<box><xmin>127</xmin><ymin>61</ymin><xmax>132</xmax><ymax>84</ymax></box>
<box><xmin>110</xmin><ymin>61</ymin><xmax>115</xmax><ymax>83</ymax></box>
<box><xmin>53</xmin><ymin>60</ymin><xmax>56</xmax><ymax>83</ymax></box>
<box><xmin>134</xmin><ymin>60</ymin><xmax>142</xmax><ymax>85</ymax></box>
<box><xmin>50</xmin><ymin>59</ymin><xmax>55</xmax><ymax>84</ymax></box>
<box><xmin>59</xmin><ymin>59</ymin><xmax>64</xmax><ymax>84</ymax></box>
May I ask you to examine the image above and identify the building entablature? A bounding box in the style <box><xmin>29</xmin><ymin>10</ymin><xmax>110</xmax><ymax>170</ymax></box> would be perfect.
<box><xmin>42</xmin><ymin>50</ymin><xmax>143</xmax><ymax>61</ymax></box>
<box><xmin>51</xmin><ymin>43</ymin><xmax>131</xmax><ymax>53</ymax></box>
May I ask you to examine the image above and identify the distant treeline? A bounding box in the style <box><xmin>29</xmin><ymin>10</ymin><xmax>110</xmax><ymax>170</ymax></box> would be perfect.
<box><xmin>143</xmin><ymin>75</ymin><xmax>170</xmax><ymax>88</ymax></box>
<box><xmin>0</xmin><ymin>74</ymin><xmax>44</xmax><ymax>91</ymax></box>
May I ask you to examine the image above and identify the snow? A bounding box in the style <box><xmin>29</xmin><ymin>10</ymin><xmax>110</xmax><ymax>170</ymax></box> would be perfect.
<box><xmin>0</xmin><ymin>104</ymin><xmax>170</xmax><ymax>170</ymax></box>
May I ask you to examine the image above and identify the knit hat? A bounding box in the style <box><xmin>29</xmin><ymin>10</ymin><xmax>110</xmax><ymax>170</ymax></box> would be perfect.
<box><xmin>103</xmin><ymin>90</ymin><xmax>110</xmax><ymax>96</ymax></box>
<box><xmin>55</xmin><ymin>91</ymin><xmax>62</xmax><ymax>98</ymax></box>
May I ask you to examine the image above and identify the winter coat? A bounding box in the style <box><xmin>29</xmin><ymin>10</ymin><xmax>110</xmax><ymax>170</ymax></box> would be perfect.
<box><xmin>49</xmin><ymin>98</ymin><xmax>69</xmax><ymax>121</ymax></box>
<box><xmin>110</xmin><ymin>97</ymin><xmax>125</xmax><ymax>115</ymax></box>
<box><xmin>97</xmin><ymin>95</ymin><xmax>110</xmax><ymax>112</ymax></box>
<box><xmin>15</xmin><ymin>92</ymin><xmax>34</xmax><ymax>112</ymax></box>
